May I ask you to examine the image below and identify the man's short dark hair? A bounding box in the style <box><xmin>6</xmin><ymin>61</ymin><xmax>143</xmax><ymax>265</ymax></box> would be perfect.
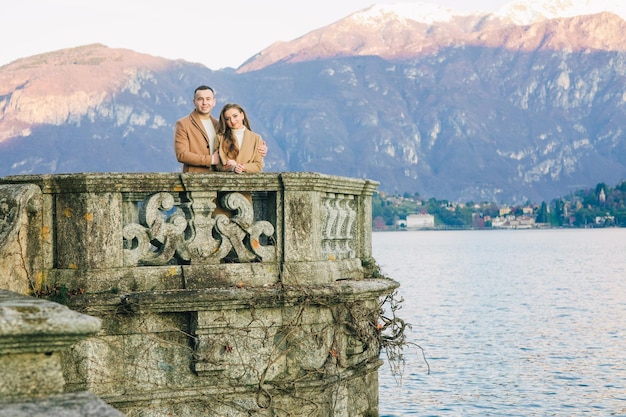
<box><xmin>194</xmin><ymin>85</ymin><xmax>214</xmax><ymax>96</ymax></box>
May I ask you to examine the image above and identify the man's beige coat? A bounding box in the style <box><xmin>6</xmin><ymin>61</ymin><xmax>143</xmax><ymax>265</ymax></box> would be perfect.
<box><xmin>174</xmin><ymin>110</ymin><xmax>220</xmax><ymax>173</ymax></box>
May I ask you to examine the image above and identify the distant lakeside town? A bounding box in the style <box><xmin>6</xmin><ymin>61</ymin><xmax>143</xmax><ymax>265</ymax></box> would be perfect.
<box><xmin>372</xmin><ymin>181</ymin><xmax>626</xmax><ymax>231</ymax></box>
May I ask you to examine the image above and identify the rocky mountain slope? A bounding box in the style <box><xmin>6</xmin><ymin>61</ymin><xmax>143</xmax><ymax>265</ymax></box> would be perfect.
<box><xmin>0</xmin><ymin>45</ymin><xmax>237</xmax><ymax>173</ymax></box>
<box><xmin>1</xmin><ymin>1</ymin><xmax>626</xmax><ymax>203</ymax></box>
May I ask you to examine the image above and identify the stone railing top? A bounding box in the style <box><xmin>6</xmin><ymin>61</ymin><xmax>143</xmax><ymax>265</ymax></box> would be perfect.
<box><xmin>0</xmin><ymin>171</ymin><xmax>380</xmax><ymax>195</ymax></box>
<box><xmin>0</xmin><ymin>392</ymin><xmax>126</xmax><ymax>417</ymax></box>
<box><xmin>0</xmin><ymin>290</ymin><xmax>101</xmax><ymax>355</ymax></box>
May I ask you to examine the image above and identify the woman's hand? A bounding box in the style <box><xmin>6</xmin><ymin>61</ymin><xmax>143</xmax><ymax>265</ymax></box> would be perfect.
<box><xmin>224</xmin><ymin>159</ymin><xmax>237</xmax><ymax>170</ymax></box>
<box><xmin>225</xmin><ymin>159</ymin><xmax>245</xmax><ymax>173</ymax></box>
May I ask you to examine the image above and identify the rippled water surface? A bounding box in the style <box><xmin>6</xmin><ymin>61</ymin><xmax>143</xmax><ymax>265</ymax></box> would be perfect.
<box><xmin>374</xmin><ymin>228</ymin><xmax>626</xmax><ymax>416</ymax></box>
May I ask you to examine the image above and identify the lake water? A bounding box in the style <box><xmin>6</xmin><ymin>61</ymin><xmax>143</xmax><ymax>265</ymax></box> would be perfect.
<box><xmin>373</xmin><ymin>228</ymin><xmax>626</xmax><ymax>417</ymax></box>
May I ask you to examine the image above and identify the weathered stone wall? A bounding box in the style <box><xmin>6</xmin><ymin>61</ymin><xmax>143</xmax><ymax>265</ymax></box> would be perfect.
<box><xmin>0</xmin><ymin>172</ymin><xmax>399</xmax><ymax>416</ymax></box>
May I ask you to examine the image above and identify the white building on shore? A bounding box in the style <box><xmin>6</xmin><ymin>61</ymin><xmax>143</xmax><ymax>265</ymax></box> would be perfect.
<box><xmin>405</xmin><ymin>213</ymin><xmax>435</xmax><ymax>229</ymax></box>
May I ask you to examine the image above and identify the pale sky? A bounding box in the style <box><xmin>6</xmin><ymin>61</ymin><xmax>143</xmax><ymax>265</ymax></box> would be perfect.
<box><xmin>1</xmin><ymin>0</ymin><xmax>511</xmax><ymax>70</ymax></box>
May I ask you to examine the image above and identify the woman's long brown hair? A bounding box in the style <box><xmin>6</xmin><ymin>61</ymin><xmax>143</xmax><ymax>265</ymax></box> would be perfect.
<box><xmin>218</xmin><ymin>103</ymin><xmax>252</xmax><ymax>160</ymax></box>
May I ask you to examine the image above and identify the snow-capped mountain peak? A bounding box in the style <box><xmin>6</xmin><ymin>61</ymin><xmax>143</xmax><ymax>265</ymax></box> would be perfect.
<box><xmin>350</xmin><ymin>2</ymin><xmax>475</xmax><ymax>25</ymax></box>
<box><xmin>352</xmin><ymin>0</ymin><xmax>626</xmax><ymax>27</ymax></box>
<box><xmin>494</xmin><ymin>0</ymin><xmax>626</xmax><ymax>25</ymax></box>
<box><xmin>238</xmin><ymin>0</ymin><xmax>626</xmax><ymax>74</ymax></box>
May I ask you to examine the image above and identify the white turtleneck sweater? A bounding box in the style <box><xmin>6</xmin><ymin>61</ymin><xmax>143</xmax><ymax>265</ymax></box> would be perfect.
<box><xmin>233</xmin><ymin>127</ymin><xmax>245</xmax><ymax>149</ymax></box>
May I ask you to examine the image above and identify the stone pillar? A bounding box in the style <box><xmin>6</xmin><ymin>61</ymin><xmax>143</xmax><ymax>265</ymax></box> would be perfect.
<box><xmin>55</xmin><ymin>191</ymin><xmax>124</xmax><ymax>270</ymax></box>
<box><xmin>358</xmin><ymin>179</ymin><xmax>378</xmax><ymax>270</ymax></box>
<box><xmin>0</xmin><ymin>290</ymin><xmax>124</xmax><ymax>417</ymax></box>
<box><xmin>281</xmin><ymin>174</ymin><xmax>323</xmax><ymax>263</ymax></box>
<box><xmin>0</xmin><ymin>184</ymin><xmax>43</xmax><ymax>295</ymax></box>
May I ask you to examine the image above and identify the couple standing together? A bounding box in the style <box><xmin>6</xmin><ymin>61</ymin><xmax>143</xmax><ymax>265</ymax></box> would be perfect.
<box><xmin>174</xmin><ymin>85</ymin><xmax>268</xmax><ymax>173</ymax></box>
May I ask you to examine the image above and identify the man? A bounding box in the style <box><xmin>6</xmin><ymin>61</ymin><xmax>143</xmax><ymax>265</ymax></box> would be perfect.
<box><xmin>174</xmin><ymin>85</ymin><xmax>266</xmax><ymax>172</ymax></box>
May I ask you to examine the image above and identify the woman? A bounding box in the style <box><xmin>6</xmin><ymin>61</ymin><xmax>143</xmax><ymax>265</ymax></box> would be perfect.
<box><xmin>216</xmin><ymin>103</ymin><xmax>264</xmax><ymax>174</ymax></box>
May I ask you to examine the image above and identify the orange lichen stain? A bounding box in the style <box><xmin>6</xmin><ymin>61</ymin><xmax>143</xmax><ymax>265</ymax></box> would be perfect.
<box><xmin>165</xmin><ymin>267</ymin><xmax>177</xmax><ymax>277</ymax></box>
<box><xmin>63</xmin><ymin>207</ymin><xmax>73</xmax><ymax>218</ymax></box>
<box><xmin>173</xmin><ymin>185</ymin><xmax>184</xmax><ymax>192</ymax></box>
<box><xmin>328</xmin><ymin>254</ymin><xmax>336</xmax><ymax>261</ymax></box>
<box><xmin>84</xmin><ymin>212</ymin><xmax>94</xmax><ymax>222</ymax></box>
<box><xmin>69</xmin><ymin>263</ymin><xmax>78</xmax><ymax>269</ymax></box>
<box><xmin>251</xmin><ymin>239</ymin><xmax>260</xmax><ymax>250</ymax></box>
<box><xmin>41</xmin><ymin>226</ymin><xmax>50</xmax><ymax>240</ymax></box>
<box><xmin>376</xmin><ymin>323</ymin><xmax>384</xmax><ymax>331</ymax></box>
<box><xmin>329</xmin><ymin>349</ymin><xmax>339</xmax><ymax>358</ymax></box>
<box><xmin>34</xmin><ymin>271</ymin><xmax>46</xmax><ymax>292</ymax></box>
<box><xmin>236</xmin><ymin>282</ymin><xmax>245</xmax><ymax>288</ymax></box>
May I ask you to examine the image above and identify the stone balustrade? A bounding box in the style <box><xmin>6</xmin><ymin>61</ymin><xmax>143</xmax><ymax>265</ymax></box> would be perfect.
<box><xmin>0</xmin><ymin>172</ymin><xmax>399</xmax><ymax>417</ymax></box>
<box><xmin>1</xmin><ymin>172</ymin><xmax>379</xmax><ymax>292</ymax></box>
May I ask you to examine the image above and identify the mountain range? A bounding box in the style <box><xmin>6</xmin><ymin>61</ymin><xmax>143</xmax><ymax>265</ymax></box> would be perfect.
<box><xmin>1</xmin><ymin>0</ymin><xmax>626</xmax><ymax>203</ymax></box>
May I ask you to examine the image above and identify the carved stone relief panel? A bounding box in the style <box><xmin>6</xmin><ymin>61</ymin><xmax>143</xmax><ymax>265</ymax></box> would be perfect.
<box><xmin>123</xmin><ymin>191</ymin><xmax>276</xmax><ymax>266</ymax></box>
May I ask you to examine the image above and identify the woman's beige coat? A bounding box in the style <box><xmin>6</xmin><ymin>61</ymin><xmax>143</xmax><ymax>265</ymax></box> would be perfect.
<box><xmin>216</xmin><ymin>129</ymin><xmax>264</xmax><ymax>173</ymax></box>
